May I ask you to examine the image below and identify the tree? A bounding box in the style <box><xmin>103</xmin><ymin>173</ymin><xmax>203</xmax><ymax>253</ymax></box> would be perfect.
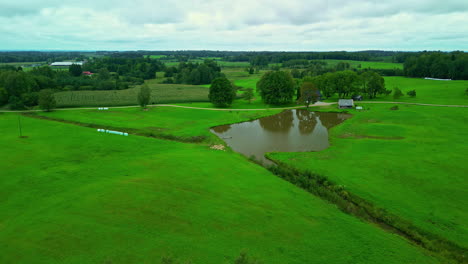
<box><xmin>361</xmin><ymin>71</ymin><xmax>386</xmax><ymax>99</ymax></box>
<box><xmin>299</xmin><ymin>82</ymin><xmax>319</xmax><ymax>108</ymax></box>
<box><xmin>137</xmin><ymin>84</ymin><xmax>151</xmax><ymax>108</ymax></box>
<box><xmin>209</xmin><ymin>77</ymin><xmax>235</xmax><ymax>107</ymax></box>
<box><xmin>407</xmin><ymin>90</ymin><xmax>416</xmax><ymax>97</ymax></box>
<box><xmin>97</xmin><ymin>68</ymin><xmax>111</xmax><ymax>80</ymax></box>
<box><xmin>0</xmin><ymin>87</ymin><xmax>8</xmax><ymax>106</ymax></box>
<box><xmin>256</xmin><ymin>70</ymin><xmax>295</xmax><ymax>105</ymax></box>
<box><xmin>69</xmin><ymin>64</ymin><xmax>82</xmax><ymax>77</ymax></box>
<box><xmin>393</xmin><ymin>87</ymin><xmax>404</xmax><ymax>99</ymax></box>
<box><xmin>38</xmin><ymin>89</ymin><xmax>56</xmax><ymax>112</ymax></box>
<box><xmin>8</xmin><ymin>95</ymin><xmax>25</xmax><ymax>110</ymax></box>
<box><xmin>243</xmin><ymin>88</ymin><xmax>254</xmax><ymax>103</ymax></box>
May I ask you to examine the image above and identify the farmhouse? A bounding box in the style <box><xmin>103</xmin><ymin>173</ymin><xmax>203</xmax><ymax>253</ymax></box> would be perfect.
<box><xmin>338</xmin><ymin>99</ymin><xmax>354</xmax><ymax>109</ymax></box>
<box><xmin>82</xmin><ymin>71</ymin><xmax>93</xmax><ymax>76</ymax></box>
<box><xmin>50</xmin><ymin>61</ymin><xmax>83</xmax><ymax>67</ymax></box>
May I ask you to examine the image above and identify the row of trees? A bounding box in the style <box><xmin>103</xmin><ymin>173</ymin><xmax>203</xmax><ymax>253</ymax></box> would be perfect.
<box><xmin>163</xmin><ymin>60</ymin><xmax>223</xmax><ymax>85</ymax></box>
<box><xmin>404</xmin><ymin>52</ymin><xmax>468</xmax><ymax>80</ymax></box>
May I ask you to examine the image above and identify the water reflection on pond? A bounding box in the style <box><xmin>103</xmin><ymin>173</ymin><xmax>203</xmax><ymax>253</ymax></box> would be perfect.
<box><xmin>211</xmin><ymin>109</ymin><xmax>351</xmax><ymax>164</ymax></box>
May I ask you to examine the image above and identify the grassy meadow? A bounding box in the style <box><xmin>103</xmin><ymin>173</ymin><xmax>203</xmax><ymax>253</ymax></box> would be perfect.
<box><xmin>321</xmin><ymin>59</ymin><xmax>403</xmax><ymax>69</ymax></box>
<box><xmin>35</xmin><ymin>107</ymin><xmax>282</xmax><ymax>142</ymax></box>
<box><xmin>0</xmin><ymin>113</ymin><xmax>438</xmax><ymax>263</ymax></box>
<box><xmin>270</xmin><ymin>103</ymin><xmax>468</xmax><ymax>248</ymax></box>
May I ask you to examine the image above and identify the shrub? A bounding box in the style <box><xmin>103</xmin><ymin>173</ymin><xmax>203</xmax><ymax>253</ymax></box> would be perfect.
<box><xmin>393</xmin><ymin>87</ymin><xmax>404</xmax><ymax>99</ymax></box>
<box><xmin>390</xmin><ymin>105</ymin><xmax>399</xmax><ymax>110</ymax></box>
<box><xmin>407</xmin><ymin>90</ymin><xmax>416</xmax><ymax>97</ymax></box>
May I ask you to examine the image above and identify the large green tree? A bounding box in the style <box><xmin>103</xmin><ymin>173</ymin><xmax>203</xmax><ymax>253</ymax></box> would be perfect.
<box><xmin>137</xmin><ymin>84</ymin><xmax>151</xmax><ymax>108</ymax></box>
<box><xmin>361</xmin><ymin>71</ymin><xmax>386</xmax><ymax>99</ymax></box>
<box><xmin>299</xmin><ymin>81</ymin><xmax>319</xmax><ymax>108</ymax></box>
<box><xmin>256</xmin><ymin>71</ymin><xmax>295</xmax><ymax>105</ymax></box>
<box><xmin>209</xmin><ymin>77</ymin><xmax>235</xmax><ymax>107</ymax></box>
<box><xmin>38</xmin><ymin>89</ymin><xmax>56</xmax><ymax>112</ymax></box>
<box><xmin>69</xmin><ymin>64</ymin><xmax>82</xmax><ymax>77</ymax></box>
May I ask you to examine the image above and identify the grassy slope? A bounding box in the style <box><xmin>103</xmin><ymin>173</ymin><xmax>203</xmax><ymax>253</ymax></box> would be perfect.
<box><xmin>0</xmin><ymin>113</ymin><xmax>437</xmax><ymax>264</ymax></box>
<box><xmin>270</xmin><ymin>104</ymin><xmax>468</xmax><ymax>248</ymax></box>
<box><xmin>35</xmin><ymin>107</ymin><xmax>282</xmax><ymax>141</ymax></box>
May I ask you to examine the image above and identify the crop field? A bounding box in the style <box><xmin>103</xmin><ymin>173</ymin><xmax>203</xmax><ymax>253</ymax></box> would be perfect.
<box><xmin>54</xmin><ymin>83</ymin><xmax>210</xmax><ymax>107</ymax></box>
<box><xmin>270</xmin><ymin>103</ymin><xmax>468</xmax><ymax>248</ymax></box>
<box><xmin>0</xmin><ymin>112</ymin><xmax>438</xmax><ymax>264</ymax></box>
<box><xmin>321</xmin><ymin>59</ymin><xmax>403</xmax><ymax>69</ymax></box>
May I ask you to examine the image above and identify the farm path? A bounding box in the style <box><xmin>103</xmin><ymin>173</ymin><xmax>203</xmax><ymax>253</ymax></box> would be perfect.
<box><xmin>1</xmin><ymin>101</ymin><xmax>467</xmax><ymax>113</ymax></box>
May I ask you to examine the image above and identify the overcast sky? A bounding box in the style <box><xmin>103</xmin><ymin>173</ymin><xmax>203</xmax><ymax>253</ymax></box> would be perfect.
<box><xmin>1</xmin><ymin>0</ymin><xmax>467</xmax><ymax>51</ymax></box>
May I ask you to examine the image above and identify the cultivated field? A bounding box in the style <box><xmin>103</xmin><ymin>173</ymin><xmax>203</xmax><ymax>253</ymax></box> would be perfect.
<box><xmin>54</xmin><ymin>83</ymin><xmax>210</xmax><ymax>107</ymax></box>
<box><xmin>0</xmin><ymin>113</ymin><xmax>437</xmax><ymax>264</ymax></box>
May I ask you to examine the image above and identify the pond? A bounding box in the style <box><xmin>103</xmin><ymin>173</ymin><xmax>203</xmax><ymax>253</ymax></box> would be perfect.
<box><xmin>211</xmin><ymin>109</ymin><xmax>351</xmax><ymax>164</ymax></box>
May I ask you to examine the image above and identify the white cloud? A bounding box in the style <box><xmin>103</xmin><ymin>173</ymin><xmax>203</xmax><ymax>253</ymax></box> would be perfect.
<box><xmin>0</xmin><ymin>0</ymin><xmax>467</xmax><ymax>50</ymax></box>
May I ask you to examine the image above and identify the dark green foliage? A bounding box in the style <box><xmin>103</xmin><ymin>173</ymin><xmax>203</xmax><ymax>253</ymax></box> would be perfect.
<box><xmin>393</xmin><ymin>87</ymin><xmax>404</xmax><ymax>99</ymax></box>
<box><xmin>171</xmin><ymin>60</ymin><xmax>221</xmax><ymax>85</ymax></box>
<box><xmin>404</xmin><ymin>51</ymin><xmax>468</xmax><ymax>80</ymax></box>
<box><xmin>209</xmin><ymin>77</ymin><xmax>235</xmax><ymax>107</ymax></box>
<box><xmin>21</xmin><ymin>92</ymin><xmax>38</xmax><ymax>107</ymax></box>
<box><xmin>250</xmin><ymin>55</ymin><xmax>269</xmax><ymax>68</ymax></box>
<box><xmin>299</xmin><ymin>82</ymin><xmax>319</xmax><ymax>108</ymax></box>
<box><xmin>8</xmin><ymin>95</ymin><xmax>25</xmax><ymax>110</ymax></box>
<box><xmin>290</xmin><ymin>69</ymin><xmax>301</xmax><ymax>78</ymax></box>
<box><xmin>257</xmin><ymin>71</ymin><xmax>295</xmax><ymax>105</ymax></box>
<box><xmin>234</xmin><ymin>252</ymin><xmax>261</xmax><ymax>264</ymax></box>
<box><xmin>361</xmin><ymin>71</ymin><xmax>386</xmax><ymax>99</ymax></box>
<box><xmin>243</xmin><ymin>88</ymin><xmax>254</xmax><ymax>103</ymax></box>
<box><xmin>137</xmin><ymin>84</ymin><xmax>151</xmax><ymax>108</ymax></box>
<box><xmin>466</xmin><ymin>88</ymin><xmax>468</xmax><ymax>96</ymax></box>
<box><xmin>336</xmin><ymin>61</ymin><xmax>350</xmax><ymax>71</ymax></box>
<box><xmin>248</xmin><ymin>67</ymin><xmax>254</xmax><ymax>74</ymax></box>
<box><xmin>407</xmin><ymin>90</ymin><xmax>416</xmax><ymax>97</ymax></box>
<box><xmin>38</xmin><ymin>89</ymin><xmax>56</xmax><ymax>112</ymax></box>
<box><xmin>97</xmin><ymin>68</ymin><xmax>111</xmax><ymax>80</ymax></box>
<box><xmin>0</xmin><ymin>87</ymin><xmax>8</xmax><ymax>105</ymax></box>
<box><xmin>69</xmin><ymin>64</ymin><xmax>82</xmax><ymax>77</ymax></box>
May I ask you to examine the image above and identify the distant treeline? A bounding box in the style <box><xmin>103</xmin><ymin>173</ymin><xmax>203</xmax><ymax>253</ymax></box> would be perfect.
<box><xmin>163</xmin><ymin>60</ymin><xmax>223</xmax><ymax>85</ymax></box>
<box><xmin>0</xmin><ymin>51</ymin><xmax>89</xmax><ymax>63</ymax></box>
<box><xmin>404</xmin><ymin>51</ymin><xmax>468</xmax><ymax>80</ymax></box>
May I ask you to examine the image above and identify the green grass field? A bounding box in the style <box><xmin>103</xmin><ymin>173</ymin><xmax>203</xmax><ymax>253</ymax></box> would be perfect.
<box><xmin>321</xmin><ymin>59</ymin><xmax>403</xmax><ymax>70</ymax></box>
<box><xmin>35</xmin><ymin>107</ymin><xmax>282</xmax><ymax>142</ymax></box>
<box><xmin>270</xmin><ymin>104</ymin><xmax>468</xmax><ymax>248</ymax></box>
<box><xmin>54</xmin><ymin>83</ymin><xmax>210</xmax><ymax>107</ymax></box>
<box><xmin>320</xmin><ymin>76</ymin><xmax>468</xmax><ymax>105</ymax></box>
<box><xmin>0</xmin><ymin>113</ymin><xmax>438</xmax><ymax>263</ymax></box>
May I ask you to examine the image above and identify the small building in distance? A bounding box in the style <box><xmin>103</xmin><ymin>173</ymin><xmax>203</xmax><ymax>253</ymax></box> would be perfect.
<box><xmin>338</xmin><ymin>99</ymin><xmax>354</xmax><ymax>109</ymax></box>
<box><xmin>82</xmin><ymin>71</ymin><xmax>93</xmax><ymax>76</ymax></box>
<box><xmin>50</xmin><ymin>61</ymin><xmax>83</xmax><ymax>67</ymax></box>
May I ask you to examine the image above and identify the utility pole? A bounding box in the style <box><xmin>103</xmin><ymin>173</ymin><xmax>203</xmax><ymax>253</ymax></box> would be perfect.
<box><xmin>18</xmin><ymin>115</ymin><xmax>22</xmax><ymax>138</ymax></box>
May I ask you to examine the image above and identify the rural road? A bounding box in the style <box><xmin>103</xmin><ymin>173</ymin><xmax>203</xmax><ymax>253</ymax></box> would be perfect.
<box><xmin>0</xmin><ymin>101</ymin><xmax>467</xmax><ymax>113</ymax></box>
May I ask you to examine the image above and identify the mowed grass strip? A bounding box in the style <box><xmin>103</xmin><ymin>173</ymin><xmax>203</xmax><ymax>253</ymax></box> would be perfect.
<box><xmin>0</xmin><ymin>113</ymin><xmax>437</xmax><ymax>264</ymax></box>
<box><xmin>54</xmin><ymin>83</ymin><xmax>210</xmax><ymax>107</ymax></box>
<box><xmin>321</xmin><ymin>59</ymin><xmax>403</xmax><ymax>69</ymax></box>
<box><xmin>270</xmin><ymin>104</ymin><xmax>468</xmax><ymax>248</ymax></box>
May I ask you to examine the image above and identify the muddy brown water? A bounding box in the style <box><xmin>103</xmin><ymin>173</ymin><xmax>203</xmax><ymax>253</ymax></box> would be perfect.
<box><xmin>211</xmin><ymin>109</ymin><xmax>351</xmax><ymax>164</ymax></box>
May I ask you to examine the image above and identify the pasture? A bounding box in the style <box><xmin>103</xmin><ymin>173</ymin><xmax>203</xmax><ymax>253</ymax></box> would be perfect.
<box><xmin>270</xmin><ymin>104</ymin><xmax>468</xmax><ymax>248</ymax></box>
<box><xmin>321</xmin><ymin>59</ymin><xmax>403</xmax><ymax>69</ymax></box>
<box><xmin>0</xmin><ymin>113</ymin><xmax>437</xmax><ymax>264</ymax></box>
<box><xmin>35</xmin><ymin>106</ymin><xmax>282</xmax><ymax>142</ymax></box>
